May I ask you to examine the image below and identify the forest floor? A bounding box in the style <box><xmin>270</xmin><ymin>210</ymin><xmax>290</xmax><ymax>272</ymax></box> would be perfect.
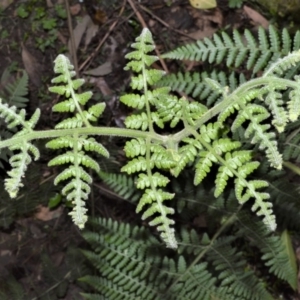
<box><xmin>0</xmin><ymin>0</ymin><xmax>298</xmax><ymax>299</ymax></box>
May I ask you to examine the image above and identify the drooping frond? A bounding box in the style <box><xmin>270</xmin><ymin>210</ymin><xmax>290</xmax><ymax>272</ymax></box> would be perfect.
<box><xmin>0</xmin><ymin>99</ymin><xmax>40</xmax><ymax>197</ymax></box>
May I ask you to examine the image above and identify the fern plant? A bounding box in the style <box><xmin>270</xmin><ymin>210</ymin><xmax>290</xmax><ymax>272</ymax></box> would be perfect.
<box><xmin>1</xmin><ymin>27</ymin><xmax>300</xmax><ymax>252</ymax></box>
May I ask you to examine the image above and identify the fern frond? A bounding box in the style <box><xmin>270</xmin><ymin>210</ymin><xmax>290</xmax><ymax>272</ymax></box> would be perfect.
<box><xmin>136</xmin><ymin>172</ymin><xmax>170</xmax><ymax>189</ymax></box>
<box><xmin>192</xmin><ymin>122</ymin><xmax>276</xmax><ymax>231</ymax></box>
<box><xmin>81</xmin><ymin>217</ymin><xmax>279</xmax><ymax>299</ymax></box>
<box><xmin>120</xmin><ymin>28</ymin><xmax>181</xmax><ymax>247</ymax></box>
<box><xmin>236</xmin><ymin>212</ymin><xmax>297</xmax><ymax>290</ymax></box>
<box><xmin>170</xmin><ymin>138</ymin><xmax>203</xmax><ymax>177</ymax></box>
<box><xmin>98</xmin><ymin>171</ymin><xmax>142</xmax><ymax>203</ymax></box>
<box><xmin>163</xmin><ymin>26</ymin><xmax>299</xmax><ymax>73</ymax></box>
<box><xmin>121</xmin><ymin>156</ymin><xmax>148</xmax><ymax>174</ymax></box>
<box><xmin>0</xmin><ymin>98</ymin><xmax>41</xmax><ymax>197</ymax></box>
<box><xmin>80</xmin><ymin>217</ymin><xmax>164</xmax><ymax>299</ymax></box>
<box><xmin>124</xmin><ymin>112</ymin><xmax>149</xmax><ymax>130</ymax></box>
<box><xmin>48</xmin><ymin>151</ymin><xmax>100</xmax><ymax>172</ymax></box>
<box><xmin>205</xmin><ymin>236</ymin><xmax>274</xmax><ymax>299</ymax></box>
<box><xmin>288</xmin><ymin>75</ymin><xmax>300</xmax><ymax>122</ymax></box>
<box><xmin>156</xmin><ymin>70</ymin><xmax>246</xmax><ymax>107</ymax></box>
<box><xmin>0</xmin><ymin>69</ymin><xmax>29</xmax><ymax>108</ymax></box>
<box><xmin>48</xmin><ymin>55</ymin><xmax>109</xmax><ymax>229</ymax></box>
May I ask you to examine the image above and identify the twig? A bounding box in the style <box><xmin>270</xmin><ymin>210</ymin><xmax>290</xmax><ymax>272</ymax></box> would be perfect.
<box><xmin>65</xmin><ymin>0</ymin><xmax>79</xmax><ymax>78</ymax></box>
<box><xmin>79</xmin><ymin>1</ymin><xmax>127</xmax><ymax>72</ymax></box>
<box><xmin>127</xmin><ymin>0</ymin><xmax>169</xmax><ymax>73</ymax></box>
<box><xmin>139</xmin><ymin>4</ymin><xmax>197</xmax><ymax>40</ymax></box>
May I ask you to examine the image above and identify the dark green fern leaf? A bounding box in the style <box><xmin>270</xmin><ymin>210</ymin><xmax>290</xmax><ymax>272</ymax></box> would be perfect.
<box><xmin>236</xmin><ymin>212</ymin><xmax>297</xmax><ymax>290</ymax></box>
<box><xmin>98</xmin><ymin>171</ymin><xmax>142</xmax><ymax>203</ymax></box>
<box><xmin>156</xmin><ymin>70</ymin><xmax>246</xmax><ymax>107</ymax></box>
<box><xmin>0</xmin><ymin>68</ymin><xmax>29</xmax><ymax>108</ymax></box>
<box><xmin>162</xmin><ymin>25</ymin><xmax>300</xmax><ymax>74</ymax></box>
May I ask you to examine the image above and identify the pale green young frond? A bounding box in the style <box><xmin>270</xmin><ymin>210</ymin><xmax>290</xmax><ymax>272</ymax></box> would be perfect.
<box><xmin>124</xmin><ymin>112</ymin><xmax>149</xmax><ymax>130</ymax></box>
<box><xmin>46</xmin><ymin>136</ymin><xmax>109</xmax><ymax>158</ymax></box>
<box><xmin>151</xmin><ymin>151</ymin><xmax>176</xmax><ymax>169</ymax></box>
<box><xmin>0</xmin><ymin>100</ymin><xmax>26</xmax><ymax>128</ymax></box>
<box><xmin>54</xmin><ymin>165</ymin><xmax>92</xmax><ymax>185</ymax></box>
<box><xmin>81</xmin><ymin>138</ymin><xmax>109</xmax><ymax>157</ymax></box>
<box><xmin>48</xmin><ymin>151</ymin><xmax>100</xmax><ymax>172</ymax></box>
<box><xmin>84</xmin><ymin>103</ymin><xmax>106</xmax><ymax>122</ymax></box>
<box><xmin>124</xmin><ymin>138</ymin><xmax>147</xmax><ymax>158</ymax></box>
<box><xmin>52</xmin><ymin>54</ymin><xmax>75</xmax><ymax>76</ymax></box>
<box><xmin>135</xmin><ymin>27</ymin><xmax>155</xmax><ymax>49</ymax></box>
<box><xmin>214</xmin><ymin>151</ymin><xmax>253</xmax><ymax>197</ymax></box>
<box><xmin>48</xmin><ymin>85</ymin><xmax>67</xmax><ymax>95</ymax></box>
<box><xmin>121</xmin><ymin>156</ymin><xmax>148</xmax><ymax>174</ymax></box>
<box><xmin>55</xmin><ymin>114</ymin><xmax>84</xmax><ymax>129</ymax></box>
<box><xmin>137</xmin><ymin>188</ymin><xmax>176</xmax><ymax>249</ymax></box>
<box><xmin>171</xmin><ymin>143</ymin><xmax>198</xmax><ymax>177</ymax></box>
<box><xmin>156</xmin><ymin>95</ymin><xmax>183</xmax><ymax>127</ymax></box>
<box><xmin>231</xmin><ymin>104</ymin><xmax>269</xmax><ymax>132</ymax></box>
<box><xmin>194</xmin><ymin>151</ymin><xmax>216</xmax><ymax>185</ymax></box>
<box><xmin>235</xmin><ymin>178</ymin><xmax>275</xmax><ymax>230</ymax></box>
<box><xmin>288</xmin><ymin>76</ymin><xmax>300</xmax><ymax>121</ymax></box>
<box><xmin>130</xmin><ymin>74</ymin><xmax>145</xmax><ymax>90</ymax></box>
<box><xmin>52</xmin><ymin>99</ymin><xmax>76</xmax><ymax>112</ymax></box>
<box><xmin>199</xmin><ymin>123</ymin><xmax>220</xmax><ymax>143</ymax></box>
<box><xmin>120</xmin><ymin>94</ymin><xmax>145</xmax><ymax>109</ymax></box>
<box><xmin>0</xmin><ymin>97</ymin><xmax>40</xmax><ymax>198</ymax></box>
<box><xmin>136</xmin><ymin>172</ymin><xmax>170</xmax><ymax>189</ymax></box>
<box><xmin>74</xmin><ymin>91</ymin><xmax>93</xmax><ymax>106</ymax></box>
<box><xmin>150</xmin><ymin>112</ymin><xmax>164</xmax><ymax>128</ymax></box>
<box><xmin>4</xmin><ymin>143</ymin><xmax>37</xmax><ymax>198</ymax></box>
<box><xmin>71</xmin><ymin>78</ymin><xmax>85</xmax><ymax>89</ymax></box>
<box><xmin>264</xmin><ymin>89</ymin><xmax>289</xmax><ymax>132</ymax></box>
<box><xmin>245</xmin><ymin>120</ymin><xmax>282</xmax><ymax>169</ymax></box>
<box><xmin>263</xmin><ymin>49</ymin><xmax>300</xmax><ymax>77</ymax></box>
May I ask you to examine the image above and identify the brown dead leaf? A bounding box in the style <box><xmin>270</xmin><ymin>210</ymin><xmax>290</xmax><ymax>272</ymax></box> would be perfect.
<box><xmin>21</xmin><ymin>44</ymin><xmax>42</xmax><ymax>87</ymax></box>
<box><xmin>84</xmin><ymin>22</ymin><xmax>99</xmax><ymax>50</ymax></box>
<box><xmin>90</xmin><ymin>77</ymin><xmax>113</xmax><ymax>96</ymax></box>
<box><xmin>188</xmin><ymin>26</ymin><xmax>216</xmax><ymax>40</ymax></box>
<box><xmin>243</xmin><ymin>5</ymin><xmax>269</xmax><ymax>29</ymax></box>
<box><xmin>46</xmin><ymin>0</ymin><xmax>53</xmax><ymax>8</ymax></box>
<box><xmin>0</xmin><ymin>0</ymin><xmax>13</xmax><ymax>10</ymax></box>
<box><xmin>68</xmin><ymin>14</ymin><xmax>92</xmax><ymax>54</ymax></box>
<box><xmin>84</xmin><ymin>62</ymin><xmax>112</xmax><ymax>76</ymax></box>
<box><xmin>188</xmin><ymin>7</ymin><xmax>221</xmax><ymax>40</ymax></box>
<box><xmin>34</xmin><ymin>205</ymin><xmax>63</xmax><ymax>222</ymax></box>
